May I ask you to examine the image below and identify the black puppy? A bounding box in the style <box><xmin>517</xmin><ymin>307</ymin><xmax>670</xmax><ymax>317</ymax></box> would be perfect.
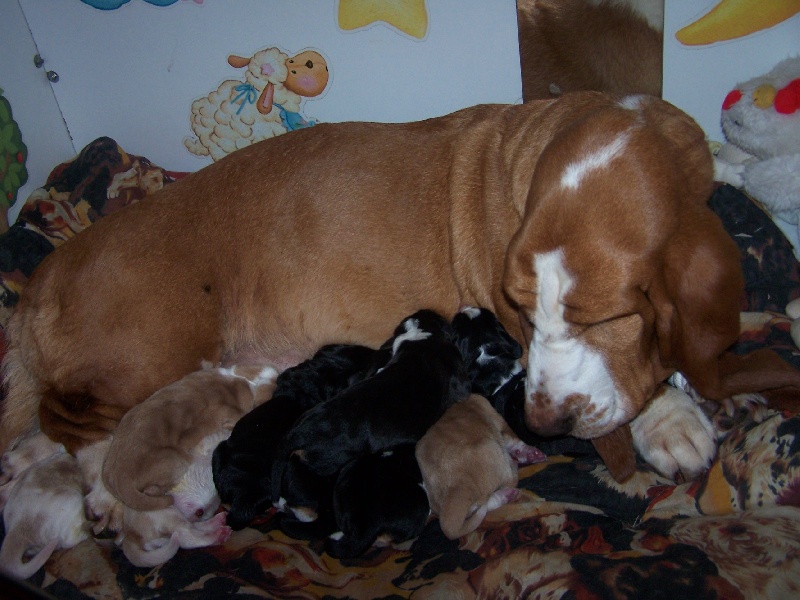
<box><xmin>450</xmin><ymin>306</ymin><xmax>523</xmax><ymax>397</ymax></box>
<box><xmin>326</xmin><ymin>444</ymin><xmax>429</xmax><ymax>559</ymax></box>
<box><xmin>212</xmin><ymin>343</ymin><xmax>378</xmax><ymax>530</ymax></box>
<box><xmin>271</xmin><ymin>309</ymin><xmax>471</xmax><ymax>505</ymax></box>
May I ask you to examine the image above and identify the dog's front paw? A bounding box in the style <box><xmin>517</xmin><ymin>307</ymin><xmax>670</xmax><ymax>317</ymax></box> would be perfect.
<box><xmin>630</xmin><ymin>385</ymin><xmax>717</xmax><ymax>482</ymax></box>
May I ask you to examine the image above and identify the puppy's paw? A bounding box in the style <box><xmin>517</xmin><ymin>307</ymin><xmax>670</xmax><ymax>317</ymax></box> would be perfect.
<box><xmin>506</xmin><ymin>440</ymin><xmax>547</xmax><ymax>465</ymax></box>
<box><xmin>84</xmin><ymin>483</ymin><xmax>124</xmax><ymax>534</ymax></box>
<box><xmin>486</xmin><ymin>487</ymin><xmax>519</xmax><ymax>511</ymax></box>
<box><xmin>630</xmin><ymin>385</ymin><xmax>717</xmax><ymax>482</ymax></box>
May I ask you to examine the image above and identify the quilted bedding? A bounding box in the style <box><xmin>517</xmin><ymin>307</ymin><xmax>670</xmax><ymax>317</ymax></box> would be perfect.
<box><xmin>1</xmin><ymin>138</ymin><xmax>799</xmax><ymax>599</ymax></box>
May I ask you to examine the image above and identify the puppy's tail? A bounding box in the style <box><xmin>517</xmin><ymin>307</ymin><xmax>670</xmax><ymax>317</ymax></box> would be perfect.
<box><xmin>437</xmin><ymin>494</ymin><xmax>489</xmax><ymax>541</ymax></box>
<box><xmin>0</xmin><ymin>531</ymin><xmax>58</xmax><ymax>579</ymax></box>
<box><xmin>122</xmin><ymin>531</ymin><xmax>181</xmax><ymax>568</ymax></box>
<box><xmin>0</xmin><ymin>314</ymin><xmax>44</xmax><ymax>456</ymax></box>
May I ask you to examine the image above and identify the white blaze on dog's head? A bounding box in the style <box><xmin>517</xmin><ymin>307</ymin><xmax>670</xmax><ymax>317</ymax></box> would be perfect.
<box><xmin>560</xmin><ymin>133</ymin><xmax>630</xmax><ymax>191</ymax></box>
<box><xmin>524</xmin><ymin>250</ymin><xmax>630</xmax><ymax>438</ymax></box>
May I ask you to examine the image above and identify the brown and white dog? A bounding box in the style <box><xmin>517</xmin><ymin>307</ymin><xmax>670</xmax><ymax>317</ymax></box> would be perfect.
<box><xmin>2</xmin><ymin>92</ymin><xmax>799</xmax><ymax>484</ymax></box>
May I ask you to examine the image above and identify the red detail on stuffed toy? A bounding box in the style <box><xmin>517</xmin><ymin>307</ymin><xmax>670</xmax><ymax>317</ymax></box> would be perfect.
<box><xmin>722</xmin><ymin>89</ymin><xmax>742</xmax><ymax>110</ymax></box>
<box><xmin>775</xmin><ymin>78</ymin><xmax>800</xmax><ymax>115</ymax></box>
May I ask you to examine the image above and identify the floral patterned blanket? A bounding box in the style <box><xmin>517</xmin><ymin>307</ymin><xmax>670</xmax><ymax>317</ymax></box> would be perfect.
<box><xmin>1</xmin><ymin>138</ymin><xmax>799</xmax><ymax>599</ymax></box>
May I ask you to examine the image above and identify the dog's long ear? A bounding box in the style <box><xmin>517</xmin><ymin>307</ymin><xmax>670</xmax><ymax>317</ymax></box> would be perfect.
<box><xmin>648</xmin><ymin>209</ymin><xmax>800</xmax><ymax>399</ymax></box>
<box><xmin>647</xmin><ymin>208</ymin><xmax>742</xmax><ymax>398</ymax></box>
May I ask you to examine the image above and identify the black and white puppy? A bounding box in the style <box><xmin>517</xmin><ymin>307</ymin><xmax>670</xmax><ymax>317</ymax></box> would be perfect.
<box><xmin>326</xmin><ymin>444</ymin><xmax>428</xmax><ymax>559</ymax></box>
<box><xmin>212</xmin><ymin>343</ymin><xmax>378</xmax><ymax>530</ymax></box>
<box><xmin>271</xmin><ymin>309</ymin><xmax>470</xmax><ymax>504</ymax></box>
<box><xmin>450</xmin><ymin>306</ymin><xmax>523</xmax><ymax>397</ymax></box>
<box><xmin>450</xmin><ymin>306</ymin><xmax>595</xmax><ymax>456</ymax></box>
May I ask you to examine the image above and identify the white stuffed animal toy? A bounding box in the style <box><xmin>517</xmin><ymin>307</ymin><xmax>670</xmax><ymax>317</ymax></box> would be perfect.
<box><xmin>714</xmin><ymin>56</ymin><xmax>800</xmax><ymax>259</ymax></box>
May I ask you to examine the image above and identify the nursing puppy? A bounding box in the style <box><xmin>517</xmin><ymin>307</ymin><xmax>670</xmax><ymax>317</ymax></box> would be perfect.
<box><xmin>272</xmin><ymin>310</ymin><xmax>470</xmax><ymax>503</ymax></box>
<box><xmin>212</xmin><ymin>343</ymin><xmax>379</xmax><ymax>530</ymax></box>
<box><xmin>0</xmin><ymin>452</ymin><xmax>90</xmax><ymax>579</ymax></box>
<box><xmin>450</xmin><ymin>306</ymin><xmax>524</xmax><ymax>397</ymax></box>
<box><xmin>6</xmin><ymin>92</ymin><xmax>800</xmax><ymax>485</ymax></box>
<box><xmin>114</xmin><ymin>433</ymin><xmax>233</xmax><ymax>567</ymax></box>
<box><xmin>416</xmin><ymin>393</ymin><xmax>546</xmax><ymax>540</ymax></box>
<box><xmin>0</xmin><ymin>431</ymin><xmax>64</xmax><ymax>511</ymax></box>
<box><xmin>102</xmin><ymin>364</ymin><xmax>276</xmax><ymax>514</ymax></box>
<box><xmin>327</xmin><ymin>444</ymin><xmax>428</xmax><ymax>559</ymax></box>
<box><xmin>116</xmin><ymin>505</ymin><xmax>231</xmax><ymax>568</ymax></box>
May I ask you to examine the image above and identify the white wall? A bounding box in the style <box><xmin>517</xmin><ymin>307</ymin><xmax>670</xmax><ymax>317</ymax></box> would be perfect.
<box><xmin>663</xmin><ymin>2</ymin><xmax>800</xmax><ymax>143</ymax></box>
<box><xmin>0</xmin><ymin>0</ymin><xmax>75</xmax><ymax>225</ymax></box>
<box><xmin>16</xmin><ymin>0</ymin><xmax>522</xmax><ymax>173</ymax></box>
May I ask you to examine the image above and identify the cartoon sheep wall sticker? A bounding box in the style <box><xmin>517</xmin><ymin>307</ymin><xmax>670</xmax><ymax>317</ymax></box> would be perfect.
<box><xmin>184</xmin><ymin>47</ymin><xmax>329</xmax><ymax>161</ymax></box>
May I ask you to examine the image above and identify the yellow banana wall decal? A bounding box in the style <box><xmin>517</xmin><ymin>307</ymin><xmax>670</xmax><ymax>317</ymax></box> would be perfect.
<box><xmin>676</xmin><ymin>0</ymin><xmax>800</xmax><ymax>45</ymax></box>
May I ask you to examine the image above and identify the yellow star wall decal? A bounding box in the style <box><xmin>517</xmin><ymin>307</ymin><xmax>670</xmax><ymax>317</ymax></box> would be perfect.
<box><xmin>338</xmin><ymin>0</ymin><xmax>429</xmax><ymax>39</ymax></box>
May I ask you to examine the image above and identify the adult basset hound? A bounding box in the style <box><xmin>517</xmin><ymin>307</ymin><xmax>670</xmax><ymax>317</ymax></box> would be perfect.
<box><xmin>2</xmin><ymin>92</ymin><xmax>799</xmax><ymax>482</ymax></box>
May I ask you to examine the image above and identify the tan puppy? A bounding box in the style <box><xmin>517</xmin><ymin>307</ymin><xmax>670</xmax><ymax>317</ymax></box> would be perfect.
<box><xmin>3</xmin><ymin>92</ymin><xmax>800</xmax><ymax>484</ymax></box>
<box><xmin>102</xmin><ymin>365</ymin><xmax>276</xmax><ymax>513</ymax></box>
<box><xmin>77</xmin><ymin>438</ymin><xmax>124</xmax><ymax>534</ymax></box>
<box><xmin>0</xmin><ymin>452</ymin><xmax>90</xmax><ymax>579</ymax></box>
<box><xmin>416</xmin><ymin>394</ymin><xmax>545</xmax><ymax>539</ymax></box>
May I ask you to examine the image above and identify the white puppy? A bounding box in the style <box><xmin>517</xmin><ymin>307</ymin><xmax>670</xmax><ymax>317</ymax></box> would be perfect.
<box><xmin>0</xmin><ymin>431</ymin><xmax>64</xmax><ymax>510</ymax></box>
<box><xmin>0</xmin><ymin>452</ymin><xmax>90</xmax><ymax>579</ymax></box>
<box><xmin>116</xmin><ymin>506</ymin><xmax>231</xmax><ymax>568</ymax></box>
<box><xmin>113</xmin><ymin>430</ymin><xmax>233</xmax><ymax>567</ymax></box>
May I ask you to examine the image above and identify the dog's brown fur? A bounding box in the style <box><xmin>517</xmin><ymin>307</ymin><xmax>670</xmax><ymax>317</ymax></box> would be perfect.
<box><xmin>2</xmin><ymin>92</ymin><xmax>799</xmax><ymax>478</ymax></box>
<box><xmin>517</xmin><ymin>0</ymin><xmax>663</xmax><ymax>101</ymax></box>
<box><xmin>102</xmin><ymin>365</ymin><xmax>276</xmax><ymax>512</ymax></box>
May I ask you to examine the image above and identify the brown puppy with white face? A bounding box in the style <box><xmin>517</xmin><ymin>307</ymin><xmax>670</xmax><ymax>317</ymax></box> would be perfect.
<box><xmin>2</xmin><ymin>92</ymin><xmax>799</xmax><ymax>483</ymax></box>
